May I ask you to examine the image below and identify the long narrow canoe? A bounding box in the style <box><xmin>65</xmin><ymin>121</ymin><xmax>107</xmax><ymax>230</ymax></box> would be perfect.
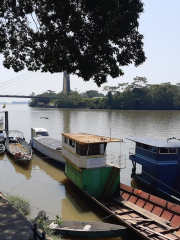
<box><xmin>48</xmin><ymin>220</ymin><xmax>126</xmax><ymax>238</ymax></box>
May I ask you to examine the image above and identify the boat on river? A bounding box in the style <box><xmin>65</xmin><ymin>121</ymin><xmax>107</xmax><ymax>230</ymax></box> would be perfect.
<box><xmin>48</xmin><ymin>220</ymin><xmax>126</xmax><ymax>238</ymax></box>
<box><xmin>127</xmin><ymin>137</ymin><xmax>180</xmax><ymax>204</ymax></box>
<box><xmin>60</xmin><ymin>132</ymin><xmax>180</xmax><ymax>240</ymax></box>
<box><xmin>30</xmin><ymin>128</ymin><xmax>64</xmax><ymax>164</ymax></box>
<box><xmin>0</xmin><ymin>143</ymin><xmax>5</xmax><ymax>154</ymax></box>
<box><xmin>5</xmin><ymin>130</ymin><xmax>32</xmax><ymax>163</ymax></box>
<box><xmin>0</xmin><ymin>116</ymin><xmax>3</xmax><ymax>124</ymax></box>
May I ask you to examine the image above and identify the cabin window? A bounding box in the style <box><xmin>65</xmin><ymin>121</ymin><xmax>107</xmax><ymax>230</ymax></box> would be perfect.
<box><xmin>169</xmin><ymin>148</ymin><xmax>177</xmax><ymax>154</ymax></box>
<box><xmin>77</xmin><ymin>143</ymin><xmax>107</xmax><ymax>156</ymax></box>
<box><xmin>36</xmin><ymin>131</ymin><xmax>49</xmax><ymax>137</ymax></box>
<box><xmin>150</xmin><ymin>146</ymin><xmax>157</xmax><ymax>153</ymax></box>
<box><xmin>159</xmin><ymin>148</ymin><xmax>178</xmax><ymax>154</ymax></box>
<box><xmin>76</xmin><ymin>143</ymin><xmax>80</xmax><ymax>154</ymax></box>
<box><xmin>69</xmin><ymin>139</ymin><xmax>75</xmax><ymax>148</ymax></box>
<box><xmin>64</xmin><ymin>137</ymin><xmax>68</xmax><ymax>144</ymax></box>
<box><xmin>100</xmin><ymin>144</ymin><xmax>105</xmax><ymax>155</ymax></box>
<box><xmin>136</xmin><ymin>142</ymin><xmax>142</xmax><ymax>148</ymax></box>
<box><xmin>160</xmin><ymin>148</ymin><xmax>168</xmax><ymax>153</ymax></box>
<box><xmin>143</xmin><ymin>144</ymin><xmax>149</xmax><ymax>150</ymax></box>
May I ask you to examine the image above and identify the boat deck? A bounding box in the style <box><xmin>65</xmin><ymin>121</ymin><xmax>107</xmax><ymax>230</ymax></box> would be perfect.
<box><xmin>35</xmin><ymin>137</ymin><xmax>62</xmax><ymax>150</ymax></box>
<box><xmin>9</xmin><ymin>143</ymin><xmax>29</xmax><ymax>156</ymax></box>
<box><xmin>96</xmin><ymin>183</ymin><xmax>180</xmax><ymax>240</ymax></box>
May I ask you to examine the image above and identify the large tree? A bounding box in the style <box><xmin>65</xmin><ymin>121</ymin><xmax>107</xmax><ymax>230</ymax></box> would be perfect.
<box><xmin>0</xmin><ymin>0</ymin><xmax>146</xmax><ymax>86</ymax></box>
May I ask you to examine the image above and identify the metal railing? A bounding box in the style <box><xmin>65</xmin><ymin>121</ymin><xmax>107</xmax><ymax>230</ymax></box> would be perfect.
<box><xmin>106</xmin><ymin>152</ymin><xmax>126</xmax><ymax>169</ymax></box>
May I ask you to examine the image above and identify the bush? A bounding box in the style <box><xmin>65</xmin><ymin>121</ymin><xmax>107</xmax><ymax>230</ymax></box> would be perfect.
<box><xmin>6</xmin><ymin>194</ymin><xmax>30</xmax><ymax>216</ymax></box>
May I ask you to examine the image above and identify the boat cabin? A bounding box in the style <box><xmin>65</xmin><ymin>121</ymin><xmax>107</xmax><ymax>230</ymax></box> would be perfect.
<box><xmin>31</xmin><ymin>128</ymin><xmax>49</xmax><ymax>139</ymax></box>
<box><xmin>62</xmin><ymin>133</ymin><xmax>122</xmax><ymax>169</ymax></box>
<box><xmin>128</xmin><ymin>137</ymin><xmax>180</xmax><ymax>199</ymax></box>
<box><xmin>62</xmin><ymin>133</ymin><xmax>123</xmax><ymax>198</ymax></box>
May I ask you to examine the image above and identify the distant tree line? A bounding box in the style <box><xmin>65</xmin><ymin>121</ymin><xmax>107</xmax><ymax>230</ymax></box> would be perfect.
<box><xmin>29</xmin><ymin>78</ymin><xmax>180</xmax><ymax>110</ymax></box>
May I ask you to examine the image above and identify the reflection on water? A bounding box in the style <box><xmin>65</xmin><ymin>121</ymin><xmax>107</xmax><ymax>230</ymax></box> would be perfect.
<box><xmin>1</xmin><ymin>105</ymin><xmax>180</xmax><ymax>239</ymax></box>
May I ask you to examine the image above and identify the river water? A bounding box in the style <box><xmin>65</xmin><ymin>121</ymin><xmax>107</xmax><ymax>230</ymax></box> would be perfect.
<box><xmin>1</xmin><ymin>104</ymin><xmax>180</xmax><ymax>239</ymax></box>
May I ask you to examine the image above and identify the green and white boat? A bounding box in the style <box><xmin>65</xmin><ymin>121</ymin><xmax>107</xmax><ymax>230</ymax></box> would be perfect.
<box><xmin>62</xmin><ymin>132</ymin><xmax>125</xmax><ymax>198</ymax></box>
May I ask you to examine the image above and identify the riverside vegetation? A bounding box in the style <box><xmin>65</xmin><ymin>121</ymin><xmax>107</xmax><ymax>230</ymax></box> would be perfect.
<box><xmin>29</xmin><ymin>77</ymin><xmax>180</xmax><ymax>110</ymax></box>
<box><xmin>6</xmin><ymin>194</ymin><xmax>62</xmax><ymax>240</ymax></box>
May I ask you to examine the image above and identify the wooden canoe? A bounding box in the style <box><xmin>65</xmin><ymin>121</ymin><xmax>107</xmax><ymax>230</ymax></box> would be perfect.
<box><xmin>48</xmin><ymin>220</ymin><xmax>126</xmax><ymax>238</ymax></box>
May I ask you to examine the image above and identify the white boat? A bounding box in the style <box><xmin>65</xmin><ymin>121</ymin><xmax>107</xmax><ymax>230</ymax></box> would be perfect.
<box><xmin>5</xmin><ymin>130</ymin><xmax>33</xmax><ymax>163</ymax></box>
<box><xmin>30</xmin><ymin>128</ymin><xmax>64</xmax><ymax>164</ymax></box>
<box><xmin>0</xmin><ymin>143</ymin><xmax>5</xmax><ymax>154</ymax></box>
<box><xmin>0</xmin><ymin>116</ymin><xmax>3</xmax><ymax>124</ymax></box>
<box><xmin>48</xmin><ymin>220</ymin><xmax>126</xmax><ymax>238</ymax></box>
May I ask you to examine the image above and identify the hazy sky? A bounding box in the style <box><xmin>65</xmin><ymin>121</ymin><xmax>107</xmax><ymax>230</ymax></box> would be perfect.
<box><xmin>0</xmin><ymin>0</ymin><xmax>180</xmax><ymax>102</ymax></box>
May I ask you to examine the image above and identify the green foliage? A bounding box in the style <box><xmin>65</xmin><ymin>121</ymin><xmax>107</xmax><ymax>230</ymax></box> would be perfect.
<box><xmin>6</xmin><ymin>194</ymin><xmax>30</xmax><ymax>216</ymax></box>
<box><xmin>28</xmin><ymin>80</ymin><xmax>180</xmax><ymax>110</ymax></box>
<box><xmin>54</xmin><ymin>214</ymin><xmax>62</xmax><ymax>225</ymax></box>
<box><xmin>37</xmin><ymin>220</ymin><xmax>62</xmax><ymax>240</ymax></box>
<box><xmin>0</xmin><ymin>0</ymin><xmax>146</xmax><ymax>85</ymax></box>
<box><xmin>86</xmin><ymin>90</ymin><xmax>104</xmax><ymax>98</ymax></box>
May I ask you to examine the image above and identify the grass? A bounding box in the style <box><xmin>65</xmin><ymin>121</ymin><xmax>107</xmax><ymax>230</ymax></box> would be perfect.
<box><xmin>6</xmin><ymin>193</ymin><xmax>62</xmax><ymax>240</ymax></box>
<box><xmin>6</xmin><ymin>194</ymin><xmax>30</xmax><ymax>216</ymax></box>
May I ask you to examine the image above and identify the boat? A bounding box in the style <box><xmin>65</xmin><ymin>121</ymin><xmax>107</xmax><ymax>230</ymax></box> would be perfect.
<box><xmin>5</xmin><ymin>130</ymin><xmax>33</xmax><ymax>162</ymax></box>
<box><xmin>60</xmin><ymin>132</ymin><xmax>180</xmax><ymax>240</ymax></box>
<box><xmin>30</xmin><ymin>128</ymin><xmax>64</xmax><ymax>164</ymax></box>
<box><xmin>0</xmin><ymin>130</ymin><xmax>5</xmax><ymax>143</ymax></box>
<box><xmin>0</xmin><ymin>116</ymin><xmax>3</xmax><ymax>124</ymax></box>
<box><xmin>48</xmin><ymin>220</ymin><xmax>126</xmax><ymax>238</ymax></box>
<box><xmin>0</xmin><ymin>143</ymin><xmax>5</xmax><ymax>154</ymax></box>
<box><xmin>127</xmin><ymin>136</ymin><xmax>180</xmax><ymax>204</ymax></box>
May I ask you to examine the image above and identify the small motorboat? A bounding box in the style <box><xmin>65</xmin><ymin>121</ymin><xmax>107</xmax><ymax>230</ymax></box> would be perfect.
<box><xmin>0</xmin><ymin>116</ymin><xmax>3</xmax><ymax>124</ymax></box>
<box><xmin>30</xmin><ymin>128</ymin><xmax>64</xmax><ymax>164</ymax></box>
<box><xmin>5</xmin><ymin>130</ymin><xmax>33</xmax><ymax>163</ymax></box>
<box><xmin>0</xmin><ymin>143</ymin><xmax>5</xmax><ymax>154</ymax></box>
<box><xmin>48</xmin><ymin>220</ymin><xmax>126</xmax><ymax>238</ymax></box>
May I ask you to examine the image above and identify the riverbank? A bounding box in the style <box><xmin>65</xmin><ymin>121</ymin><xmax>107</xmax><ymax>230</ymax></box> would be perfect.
<box><xmin>0</xmin><ymin>192</ymin><xmax>33</xmax><ymax>240</ymax></box>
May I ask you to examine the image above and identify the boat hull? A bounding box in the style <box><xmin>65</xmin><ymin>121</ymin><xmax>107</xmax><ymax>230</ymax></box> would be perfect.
<box><xmin>32</xmin><ymin>137</ymin><xmax>65</xmax><ymax>164</ymax></box>
<box><xmin>48</xmin><ymin>220</ymin><xmax>126</xmax><ymax>238</ymax></box>
<box><xmin>0</xmin><ymin>143</ymin><xmax>5</xmax><ymax>154</ymax></box>
<box><xmin>5</xmin><ymin>137</ymin><xmax>32</xmax><ymax>163</ymax></box>
<box><xmin>132</xmin><ymin>173</ymin><xmax>180</xmax><ymax>204</ymax></box>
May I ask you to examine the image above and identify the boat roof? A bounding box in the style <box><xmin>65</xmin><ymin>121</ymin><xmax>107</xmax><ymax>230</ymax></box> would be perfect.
<box><xmin>127</xmin><ymin>137</ymin><xmax>180</xmax><ymax>148</ymax></box>
<box><xmin>31</xmin><ymin>128</ymin><xmax>48</xmax><ymax>132</ymax></box>
<box><xmin>62</xmin><ymin>133</ymin><xmax>123</xmax><ymax>144</ymax></box>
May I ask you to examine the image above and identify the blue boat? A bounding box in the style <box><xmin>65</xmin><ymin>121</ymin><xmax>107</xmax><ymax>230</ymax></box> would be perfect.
<box><xmin>128</xmin><ymin>137</ymin><xmax>180</xmax><ymax>204</ymax></box>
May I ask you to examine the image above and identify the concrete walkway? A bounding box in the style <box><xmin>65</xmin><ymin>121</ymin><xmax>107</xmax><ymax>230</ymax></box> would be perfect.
<box><xmin>0</xmin><ymin>193</ymin><xmax>33</xmax><ymax>240</ymax></box>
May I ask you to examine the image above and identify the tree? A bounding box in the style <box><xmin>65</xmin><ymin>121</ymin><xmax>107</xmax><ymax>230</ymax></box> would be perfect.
<box><xmin>0</xmin><ymin>0</ymin><xmax>146</xmax><ymax>86</ymax></box>
<box><xmin>132</xmin><ymin>76</ymin><xmax>148</xmax><ymax>88</ymax></box>
<box><xmin>86</xmin><ymin>90</ymin><xmax>104</xmax><ymax>98</ymax></box>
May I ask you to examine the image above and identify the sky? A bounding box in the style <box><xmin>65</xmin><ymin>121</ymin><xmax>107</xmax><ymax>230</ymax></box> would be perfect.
<box><xmin>0</xmin><ymin>0</ymin><xmax>180</xmax><ymax>102</ymax></box>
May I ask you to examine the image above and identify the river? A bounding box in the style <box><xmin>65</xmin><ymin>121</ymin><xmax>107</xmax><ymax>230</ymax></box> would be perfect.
<box><xmin>1</xmin><ymin>104</ymin><xmax>180</xmax><ymax>240</ymax></box>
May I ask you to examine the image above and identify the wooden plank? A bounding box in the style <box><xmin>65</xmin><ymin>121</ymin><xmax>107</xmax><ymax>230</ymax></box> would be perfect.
<box><xmin>116</xmin><ymin>210</ymin><xmax>134</xmax><ymax>215</ymax></box>
<box><xmin>148</xmin><ymin>227</ymin><xmax>180</xmax><ymax>237</ymax></box>
<box><xmin>120</xmin><ymin>217</ymin><xmax>153</xmax><ymax>221</ymax></box>
<box><xmin>136</xmin><ymin>225</ymin><xmax>175</xmax><ymax>240</ymax></box>
<box><xmin>112</xmin><ymin>197</ymin><xmax>171</xmax><ymax>229</ymax></box>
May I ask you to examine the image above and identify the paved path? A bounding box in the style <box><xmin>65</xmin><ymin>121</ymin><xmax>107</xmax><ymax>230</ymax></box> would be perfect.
<box><xmin>0</xmin><ymin>193</ymin><xmax>33</xmax><ymax>240</ymax></box>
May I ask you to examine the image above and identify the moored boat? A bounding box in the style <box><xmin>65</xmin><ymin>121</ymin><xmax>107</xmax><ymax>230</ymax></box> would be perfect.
<box><xmin>30</xmin><ymin>128</ymin><xmax>64</xmax><ymax>164</ymax></box>
<box><xmin>0</xmin><ymin>116</ymin><xmax>3</xmax><ymax>124</ymax></box>
<box><xmin>127</xmin><ymin>137</ymin><xmax>180</xmax><ymax>204</ymax></box>
<box><xmin>60</xmin><ymin>132</ymin><xmax>180</xmax><ymax>240</ymax></box>
<box><xmin>5</xmin><ymin>130</ymin><xmax>32</xmax><ymax>163</ymax></box>
<box><xmin>48</xmin><ymin>220</ymin><xmax>126</xmax><ymax>238</ymax></box>
<box><xmin>0</xmin><ymin>143</ymin><xmax>5</xmax><ymax>154</ymax></box>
